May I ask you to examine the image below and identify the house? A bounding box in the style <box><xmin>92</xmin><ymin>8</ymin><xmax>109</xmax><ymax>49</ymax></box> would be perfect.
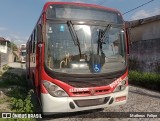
<box><xmin>0</xmin><ymin>37</ymin><xmax>10</xmax><ymax>53</ymax></box>
<box><xmin>126</xmin><ymin>15</ymin><xmax>160</xmax><ymax>72</ymax></box>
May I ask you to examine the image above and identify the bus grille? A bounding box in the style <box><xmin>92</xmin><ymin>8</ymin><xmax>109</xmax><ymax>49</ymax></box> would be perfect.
<box><xmin>74</xmin><ymin>97</ymin><xmax>110</xmax><ymax>107</ymax></box>
<box><xmin>72</xmin><ymin>89</ymin><xmax>110</xmax><ymax>95</ymax></box>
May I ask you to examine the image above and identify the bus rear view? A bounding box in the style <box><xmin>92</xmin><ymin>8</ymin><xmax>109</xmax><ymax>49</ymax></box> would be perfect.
<box><xmin>26</xmin><ymin>2</ymin><xmax>128</xmax><ymax>114</ymax></box>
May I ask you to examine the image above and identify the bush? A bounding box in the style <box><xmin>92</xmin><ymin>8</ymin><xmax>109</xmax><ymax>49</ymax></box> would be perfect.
<box><xmin>10</xmin><ymin>89</ymin><xmax>34</xmax><ymax>113</ymax></box>
<box><xmin>2</xmin><ymin>64</ymin><xmax>10</xmax><ymax>71</ymax></box>
<box><xmin>0</xmin><ymin>69</ymin><xmax>38</xmax><ymax>121</ymax></box>
<box><xmin>0</xmin><ymin>72</ymin><xmax>27</xmax><ymax>88</ymax></box>
<box><xmin>129</xmin><ymin>71</ymin><xmax>160</xmax><ymax>91</ymax></box>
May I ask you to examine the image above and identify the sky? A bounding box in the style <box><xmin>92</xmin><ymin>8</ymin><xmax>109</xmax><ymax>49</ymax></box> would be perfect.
<box><xmin>0</xmin><ymin>0</ymin><xmax>159</xmax><ymax>45</ymax></box>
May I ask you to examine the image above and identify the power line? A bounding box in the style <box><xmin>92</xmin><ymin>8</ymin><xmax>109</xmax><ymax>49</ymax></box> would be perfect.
<box><xmin>123</xmin><ymin>0</ymin><xmax>155</xmax><ymax>15</ymax></box>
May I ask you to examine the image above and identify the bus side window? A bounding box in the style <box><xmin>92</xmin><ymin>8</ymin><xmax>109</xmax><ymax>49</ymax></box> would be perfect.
<box><xmin>37</xmin><ymin>24</ymin><xmax>42</xmax><ymax>42</ymax></box>
<box><xmin>33</xmin><ymin>29</ymin><xmax>37</xmax><ymax>54</ymax></box>
<box><xmin>29</xmin><ymin>35</ymin><xmax>32</xmax><ymax>53</ymax></box>
<box><xmin>32</xmin><ymin>33</ymin><xmax>34</xmax><ymax>54</ymax></box>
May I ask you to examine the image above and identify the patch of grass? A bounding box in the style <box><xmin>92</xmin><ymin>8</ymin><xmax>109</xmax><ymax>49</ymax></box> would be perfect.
<box><xmin>129</xmin><ymin>71</ymin><xmax>160</xmax><ymax>91</ymax></box>
<box><xmin>9</xmin><ymin>89</ymin><xmax>34</xmax><ymax>113</ymax></box>
<box><xmin>7</xmin><ymin>87</ymin><xmax>28</xmax><ymax>100</ymax></box>
<box><xmin>0</xmin><ymin>70</ymin><xmax>40</xmax><ymax>121</ymax></box>
<box><xmin>4</xmin><ymin>74</ymin><xmax>35</xmax><ymax>113</ymax></box>
<box><xmin>2</xmin><ymin>64</ymin><xmax>10</xmax><ymax>71</ymax></box>
<box><xmin>0</xmin><ymin>96</ymin><xmax>9</xmax><ymax>104</ymax></box>
<box><xmin>0</xmin><ymin>71</ymin><xmax>3</xmax><ymax>76</ymax></box>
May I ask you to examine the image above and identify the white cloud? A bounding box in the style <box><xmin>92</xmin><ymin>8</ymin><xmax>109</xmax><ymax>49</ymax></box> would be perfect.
<box><xmin>131</xmin><ymin>8</ymin><xmax>160</xmax><ymax>20</ymax></box>
<box><xmin>3</xmin><ymin>33</ymin><xmax>28</xmax><ymax>45</ymax></box>
<box><xmin>0</xmin><ymin>28</ymin><xmax>27</xmax><ymax>45</ymax></box>
<box><xmin>10</xmin><ymin>34</ymin><xmax>20</xmax><ymax>40</ymax></box>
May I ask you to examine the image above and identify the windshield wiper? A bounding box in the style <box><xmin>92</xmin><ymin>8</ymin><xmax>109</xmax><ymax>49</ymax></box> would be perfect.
<box><xmin>67</xmin><ymin>21</ymin><xmax>82</xmax><ymax>59</ymax></box>
<box><xmin>97</xmin><ymin>24</ymin><xmax>112</xmax><ymax>55</ymax></box>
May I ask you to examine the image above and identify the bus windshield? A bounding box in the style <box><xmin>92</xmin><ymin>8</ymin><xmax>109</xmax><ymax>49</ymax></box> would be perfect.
<box><xmin>45</xmin><ymin>22</ymin><xmax>126</xmax><ymax>74</ymax></box>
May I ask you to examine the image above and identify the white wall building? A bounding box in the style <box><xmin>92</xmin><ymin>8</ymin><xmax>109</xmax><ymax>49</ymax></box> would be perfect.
<box><xmin>0</xmin><ymin>37</ymin><xmax>9</xmax><ymax>53</ymax></box>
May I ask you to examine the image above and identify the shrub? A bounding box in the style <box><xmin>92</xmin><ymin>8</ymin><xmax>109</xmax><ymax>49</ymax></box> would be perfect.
<box><xmin>2</xmin><ymin>64</ymin><xmax>10</xmax><ymax>71</ymax></box>
<box><xmin>0</xmin><ymin>72</ymin><xmax>27</xmax><ymax>88</ymax></box>
<box><xmin>10</xmin><ymin>89</ymin><xmax>34</xmax><ymax>113</ymax></box>
<box><xmin>129</xmin><ymin>71</ymin><xmax>160</xmax><ymax>91</ymax></box>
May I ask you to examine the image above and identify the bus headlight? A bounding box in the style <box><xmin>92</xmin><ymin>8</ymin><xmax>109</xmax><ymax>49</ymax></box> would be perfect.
<box><xmin>113</xmin><ymin>77</ymin><xmax>128</xmax><ymax>93</ymax></box>
<box><xmin>43</xmin><ymin>80</ymin><xmax>69</xmax><ymax>97</ymax></box>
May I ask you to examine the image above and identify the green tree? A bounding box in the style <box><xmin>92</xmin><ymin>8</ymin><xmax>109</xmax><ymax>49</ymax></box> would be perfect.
<box><xmin>8</xmin><ymin>42</ymin><xmax>18</xmax><ymax>51</ymax></box>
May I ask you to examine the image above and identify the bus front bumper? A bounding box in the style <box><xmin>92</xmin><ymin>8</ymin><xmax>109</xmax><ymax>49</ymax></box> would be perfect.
<box><xmin>41</xmin><ymin>86</ymin><xmax>128</xmax><ymax>115</ymax></box>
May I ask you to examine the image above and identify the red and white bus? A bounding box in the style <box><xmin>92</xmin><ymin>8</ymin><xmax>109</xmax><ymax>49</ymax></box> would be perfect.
<box><xmin>26</xmin><ymin>2</ymin><xmax>129</xmax><ymax>114</ymax></box>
